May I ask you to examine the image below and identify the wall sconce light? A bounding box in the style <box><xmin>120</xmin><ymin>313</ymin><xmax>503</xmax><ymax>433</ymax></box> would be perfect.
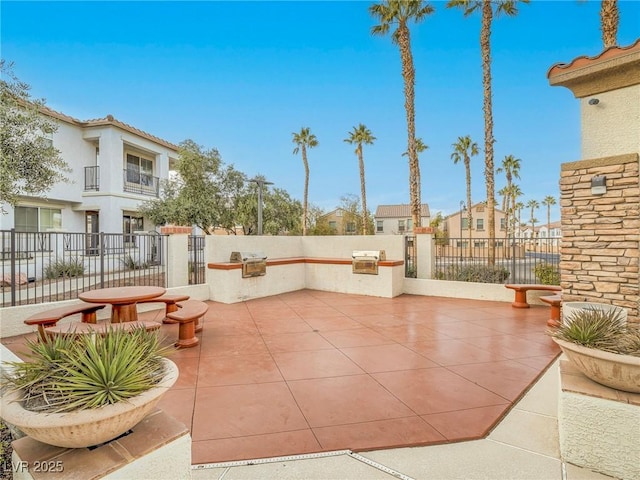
<box><xmin>591</xmin><ymin>175</ymin><xmax>607</xmax><ymax>195</ymax></box>
<box><xmin>588</xmin><ymin>98</ymin><xmax>600</xmax><ymax>105</ymax></box>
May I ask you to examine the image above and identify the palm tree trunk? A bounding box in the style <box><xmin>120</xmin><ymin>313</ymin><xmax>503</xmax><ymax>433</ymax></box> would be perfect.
<box><xmin>601</xmin><ymin>0</ymin><xmax>619</xmax><ymax>48</ymax></box>
<box><xmin>397</xmin><ymin>24</ymin><xmax>421</xmax><ymax>230</ymax></box>
<box><xmin>465</xmin><ymin>158</ymin><xmax>473</xmax><ymax>259</ymax></box>
<box><xmin>481</xmin><ymin>0</ymin><xmax>496</xmax><ymax>266</ymax></box>
<box><xmin>358</xmin><ymin>147</ymin><xmax>368</xmax><ymax>235</ymax></box>
<box><xmin>302</xmin><ymin>146</ymin><xmax>309</xmax><ymax>236</ymax></box>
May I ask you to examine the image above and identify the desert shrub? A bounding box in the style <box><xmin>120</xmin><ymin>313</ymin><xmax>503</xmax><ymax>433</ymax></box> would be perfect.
<box><xmin>44</xmin><ymin>258</ymin><xmax>84</xmax><ymax>279</ymax></box>
<box><xmin>121</xmin><ymin>255</ymin><xmax>149</xmax><ymax>270</ymax></box>
<box><xmin>534</xmin><ymin>263</ymin><xmax>560</xmax><ymax>285</ymax></box>
<box><xmin>436</xmin><ymin>264</ymin><xmax>510</xmax><ymax>284</ymax></box>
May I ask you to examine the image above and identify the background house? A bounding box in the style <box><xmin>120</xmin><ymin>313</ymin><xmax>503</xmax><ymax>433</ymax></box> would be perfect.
<box><xmin>374</xmin><ymin>204</ymin><xmax>430</xmax><ymax>235</ymax></box>
<box><xmin>443</xmin><ymin>203</ymin><xmax>508</xmax><ymax>246</ymax></box>
<box><xmin>1</xmin><ymin>107</ymin><xmax>179</xmax><ymax>236</ymax></box>
<box><xmin>317</xmin><ymin>208</ymin><xmax>357</xmax><ymax>235</ymax></box>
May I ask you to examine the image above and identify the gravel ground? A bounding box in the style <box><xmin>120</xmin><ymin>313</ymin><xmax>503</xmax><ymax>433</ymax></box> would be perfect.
<box><xmin>1</xmin><ymin>420</ymin><xmax>13</xmax><ymax>480</ymax></box>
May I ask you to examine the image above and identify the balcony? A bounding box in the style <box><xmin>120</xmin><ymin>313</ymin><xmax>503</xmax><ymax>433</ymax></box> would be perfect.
<box><xmin>123</xmin><ymin>169</ymin><xmax>160</xmax><ymax>197</ymax></box>
<box><xmin>84</xmin><ymin>166</ymin><xmax>100</xmax><ymax>191</ymax></box>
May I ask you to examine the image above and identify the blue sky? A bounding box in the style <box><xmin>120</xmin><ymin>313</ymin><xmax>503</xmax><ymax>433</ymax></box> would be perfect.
<box><xmin>2</xmin><ymin>1</ymin><xmax>639</xmax><ymax>222</ymax></box>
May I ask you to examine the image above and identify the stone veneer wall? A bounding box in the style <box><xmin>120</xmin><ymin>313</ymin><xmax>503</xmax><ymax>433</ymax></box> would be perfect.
<box><xmin>560</xmin><ymin>153</ymin><xmax>639</xmax><ymax>323</ymax></box>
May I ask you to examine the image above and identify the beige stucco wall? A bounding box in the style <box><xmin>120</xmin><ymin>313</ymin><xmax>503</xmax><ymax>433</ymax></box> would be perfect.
<box><xmin>581</xmin><ymin>84</ymin><xmax>640</xmax><ymax>159</ymax></box>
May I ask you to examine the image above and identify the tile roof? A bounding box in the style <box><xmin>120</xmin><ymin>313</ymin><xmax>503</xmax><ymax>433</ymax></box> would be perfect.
<box><xmin>547</xmin><ymin>38</ymin><xmax>640</xmax><ymax>79</ymax></box>
<box><xmin>39</xmin><ymin>105</ymin><xmax>179</xmax><ymax>152</ymax></box>
<box><xmin>375</xmin><ymin>204</ymin><xmax>430</xmax><ymax>218</ymax></box>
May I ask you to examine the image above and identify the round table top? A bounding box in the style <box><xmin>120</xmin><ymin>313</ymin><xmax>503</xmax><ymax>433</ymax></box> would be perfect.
<box><xmin>79</xmin><ymin>286</ymin><xmax>166</xmax><ymax>304</ymax></box>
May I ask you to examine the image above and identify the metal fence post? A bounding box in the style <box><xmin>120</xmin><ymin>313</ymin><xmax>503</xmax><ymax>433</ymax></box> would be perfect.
<box><xmin>10</xmin><ymin>228</ymin><xmax>16</xmax><ymax>306</ymax></box>
<box><xmin>100</xmin><ymin>232</ymin><xmax>105</xmax><ymax>288</ymax></box>
<box><xmin>512</xmin><ymin>236</ymin><xmax>517</xmax><ymax>283</ymax></box>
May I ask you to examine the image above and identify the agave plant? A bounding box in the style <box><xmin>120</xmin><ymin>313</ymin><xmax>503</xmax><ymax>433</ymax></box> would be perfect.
<box><xmin>548</xmin><ymin>306</ymin><xmax>640</xmax><ymax>357</ymax></box>
<box><xmin>2</xmin><ymin>327</ymin><xmax>173</xmax><ymax>413</ymax></box>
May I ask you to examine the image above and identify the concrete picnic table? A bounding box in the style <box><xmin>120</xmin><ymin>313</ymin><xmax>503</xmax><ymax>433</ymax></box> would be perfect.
<box><xmin>79</xmin><ymin>286</ymin><xmax>166</xmax><ymax>323</ymax></box>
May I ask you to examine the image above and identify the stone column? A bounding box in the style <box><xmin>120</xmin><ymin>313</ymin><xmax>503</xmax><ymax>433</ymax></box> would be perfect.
<box><xmin>160</xmin><ymin>226</ymin><xmax>192</xmax><ymax>288</ymax></box>
<box><xmin>414</xmin><ymin>227</ymin><xmax>435</xmax><ymax>280</ymax></box>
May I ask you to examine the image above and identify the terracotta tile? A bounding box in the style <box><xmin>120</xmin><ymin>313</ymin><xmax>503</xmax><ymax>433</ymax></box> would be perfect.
<box><xmin>313</xmin><ymin>416</ymin><xmax>445</xmax><ymax>451</ymax></box>
<box><xmin>157</xmin><ymin>388</ymin><xmax>195</xmax><ymax>432</ymax></box>
<box><xmin>422</xmin><ymin>404</ymin><xmax>510</xmax><ymax>441</ymax></box>
<box><xmin>448</xmin><ymin>360</ymin><xmax>542</xmax><ymax>401</ymax></box>
<box><xmin>272</xmin><ymin>349</ymin><xmax>364</xmax><ymax>380</ymax></box>
<box><xmin>202</xmin><ymin>317</ymin><xmax>259</xmax><ymax>337</ymax></box>
<box><xmin>198</xmin><ymin>334</ymin><xmax>268</xmax><ymax>357</ymax></box>
<box><xmin>117</xmin><ymin>410</ymin><xmax>189</xmax><ymax>458</ymax></box>
<box><xmin>288</xmin><ymin>375</ymin><xmax>414</xmax><ymax>427</ymax></box>
<box><xmin>406</xmin><ymin>338</ymin><xmax>509</xmax><ymax>366</ymax></box>
<box><xmin>291</xmin><ymin>305</ymin><xmax>345</xmax><ymax>319</ymax></box>
<box><xmin>253</xmin><ymin>317</ymin><xmax>314</xmax><ymax>334</ymax></box>
<box><xmin>320</xmin><ymin>327</ymin><xmax>394</xmax><ymax>348</ymax></box>
<box><xmin>461</xmin><ymin>334</ymin><xmax>560</xmax><ymax>359</ymax></box>
<box><xmin>335</xmin><ymin>305</ymin><xmax>388</xmax><ymax>317</ymax></box>
<box><xmin>196</xmin><ymin>353</ymin><xmax>283</xmax><ymax>387</ymax></box>
<box><xmin>373</xmin><ymin>324</ymin><xmax>445</xmax><ymax>343</ymax></box>
<box><xmin>263</xmin><ymin>331</ymin><xmax>335</xmax><ymax>353</ymax></box>
<box><xmin>372</xmin><ymin>368</ymin><xmax>508</xmax><ymax>415</ymax></box>
<box><xmin>341</xmin><ymin>344</ymin><xmax>439</xmax><ymax>373</ymax></box>
<box><xmin>191</xmin><ymin>383</ymin><xmax>309</xmax><ymax>441</ymax></box>
<box><xmin>428</xmin><ymin>320</ymin><xmax>499</xmax><ymax>339</ymax></box>
<box><xmin>349</xmin><ymin>313</ymin><xmax>408</xmax><ymax>328</ymax></box>
<box><xmin>192</xmin><ymin>430</ymin><xmax>322</xmax><ymax>464</ymax></box>
<box><xmin>515</xmin><ymin>354</ymin><xmax>560</xmax><ymax>370</ymax></box>
<box><xmin>169</xmin><ymin>356</ymin><xmax>200</xmax><ymax>389</ymax></box>
<box><xmin>303</xmin><ymin>314</ymin><xmax>364</xmax><ymax>332</ymax></box>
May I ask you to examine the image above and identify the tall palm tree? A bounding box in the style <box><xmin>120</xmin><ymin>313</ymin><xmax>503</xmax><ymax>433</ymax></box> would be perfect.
<box><xmin>402</xmin><ymin>136</ymin><xmax>428</xmax><ymax>226</ymax></box>
<box><xmin>451</xmin><ymin>135</ymin><xmax>478</xmax><ymax>256</ymax></box>
<box><xmin>542</xmin><ymin>195</ymin><xmax>556</xmax><ymax>247</ymax></box>
<box><xmin>292</xmin><ymin>127</ymin><xmax>318</xmax><ymax>236</ymax></box>
<box><xmin>370</xmin><ymin>0</ymin><xmax>434</xmax><ymax>230</ymax></box>
<box><xmin>514</xmin><ymin>200</ymin><xmax>524</xmax><ymax>237</ymax></box>
<box><xmin>496</xmin><ymin>155</ymin><xmax>521</xmax><ymax>211</ymax></box>
<box><xmin>600</xmin><ymin>0</ymin><xmax>619</xmax><ymax>48</ymax></box>
<box><xmin>526</xmin><ymin>199</ymin><xmax>539</xmax><ymax>245</ymax></box>
<box><xmin>447</xmin><ymin>0</ymin><xmax>528</xmax><ymax>265</ymax></box>
<box><xmin>345</xmin><ymin>124</ymin><xmax>376</xmax><ymax>235</ymax></box>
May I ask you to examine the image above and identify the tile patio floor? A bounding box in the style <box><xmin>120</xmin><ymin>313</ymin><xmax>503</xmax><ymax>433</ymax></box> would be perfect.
<box><xmin>2</xmin><ymin>290</ymin><xmax>561</xmax><ymax>466</ymax></box>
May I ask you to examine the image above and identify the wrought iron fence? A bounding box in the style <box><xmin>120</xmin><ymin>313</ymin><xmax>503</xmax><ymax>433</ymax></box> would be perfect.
<box><xmin>433</xmin><ymin>237</ymin><xmax>560</xmax><ymax>285</ymax></box>
<box><xmin>404</xmin><ymin>234</ymin><xmax>416</xmax><ymax>278</ymax></box>
<box><xmin>188</xmin><ymin>235</ymin><xmax>206</xmax><ymax>285</ymax></box>
<box><xmin>1</xmin><ymin>229</ymin><xmax>168</xmax><ymax>307</ymax></box>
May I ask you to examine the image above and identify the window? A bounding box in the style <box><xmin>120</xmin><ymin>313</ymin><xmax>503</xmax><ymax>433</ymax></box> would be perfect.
<box><xmin>500</xmin><ymin>218</ymin><xmax>506</xmax><ymax>230</ymax></box>
<box><xmin>407</xmin><ymin>219</ymin><xmax>413</xmax><ymax>232</ymax></box>
<box><xmin>474</xmin><ymin>240</ymin><xmax>485</xmax><ymax>248</ymax></box>
<box><xmin>346</xmin><ymin>222</ymin><xmax>356</xmax><ymax>234</ymax></box>
<box><xmin>123</xmin><ymin>215</ymin><xmax>144</xmax><ymax>244</ymax></box>
<box><xmin>398</xmin><ymin>220</ymin><xmax>405</xmax><ymax>233</ymax></box>
<box><xmin>476</xmin><ymin>218</ymin><xmax>484</xmax><ymax>230</ymax></box>
<box><xmin>328</xmin><ymin>221</ymin><xmax>337</xmax><ymax>229</ymax></box>
<box><xmin>376</xmin><ymin>221</ymin><xmax>383</xmax><ymax>233</ymax></box>
<box><xmin>126</xmin><ymin>153</ymin><xmax>153</xmax><ymax>185</ymax></box>
<box><xmin>461</xmin><ymin>218</ymin><xmax>469</xmax><ymax>230</ymax></box>
<box><xmin>15</xmin><ymin>206</ymin><xmax>62</xmax><ymax>232</ymax></box>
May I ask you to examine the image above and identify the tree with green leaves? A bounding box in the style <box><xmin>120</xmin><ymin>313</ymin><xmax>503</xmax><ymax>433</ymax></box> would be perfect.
<box><xmin>0</xmin><ymin>61</ymin><xmax>70</xmax><ymax>213</ymax></box>
<box><xmin>139</xmin><ymin>139</ymin><xmax>243</xmax><ymax>234</ymax></box>
<box><xmin>339</xmin><ymin>194</ymin><xmax>373</xmax><ymax>235</ymax></box>
<box><xmin>292</xmin><ymin>127</ymin><xmax>318</xmax><ymax>236</ymax></box>
<box><xmin>370</xmin><ymin>0</ymin><xmax>434</xmax><ymax>230</ymax></box>
<box><xmin>344</xmin><ymin>124</ymin><xmax>376</xmax><ymax>234</ymax></box>
<box><xmin>451</xmin><ymin>135</ymin><xmax>478</xmax><ymax>255</ymax></box>
<box><xmin>496</xmin><ymin>155</ymin><xmax>521</xmax><ymax>210</ymax></box>
<box><xmin>542</xmin><ymin>195</ymin><xmax>556</xmax><ymax>246</ymax></box>
<box><xmin>600</xmin><ymin>0</ymin><xmax>619</xmax><ymax>48</ymax></box>
<box><xmin>447</xmin><ymin>0</ymin><xmax>529</xmax><ymax>264</ymax></box>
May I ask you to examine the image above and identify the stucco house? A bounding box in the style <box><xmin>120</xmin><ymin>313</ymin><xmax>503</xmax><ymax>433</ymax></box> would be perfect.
<box><xmin>374</xmin><ymin>204</ymin><xmax>430</xmax><ymax>235</ymax></box>
<box><xmin>318</xmin><ymin>208</ymin><xmax>358</xmax><ymax>235</ymax></box>
<box><xmin>443</xmin><ymin>203</ymin><xmax>508</xmax><ymax>244</ymax></box>
<box><xmin>1</xmin><ymin>107</ymin><xmax>179</xmax><ymax>236</ymax></box>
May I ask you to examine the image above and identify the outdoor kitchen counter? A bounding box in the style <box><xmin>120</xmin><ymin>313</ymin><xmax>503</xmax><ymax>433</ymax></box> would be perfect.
<box><xmin>207</xmin><ymin>257</ymin><xmax>404</xmax><ymax>269</ymax></box>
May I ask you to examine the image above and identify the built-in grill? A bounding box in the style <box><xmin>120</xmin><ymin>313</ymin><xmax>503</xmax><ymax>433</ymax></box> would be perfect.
<box><xmin>230</xmin><ymin>251</ymin><xmax>267</xmax><ymax>278</ymax></box>
<box><xmin>352</xmin><ymin>250</ymin><xmax>386</xmax><ymax>275</ymax></box>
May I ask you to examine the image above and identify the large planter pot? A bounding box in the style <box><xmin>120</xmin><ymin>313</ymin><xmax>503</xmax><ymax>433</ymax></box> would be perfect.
<box><xmin>562</xmin><ymin>302</ymin><xmax>627</xmax><ymax>326</ymax></box>
<box><xmin>552</xmin><ymin>338</ymin><xmax>640</xmax><ymax>393</ymax></box>
<box><xmin>0</xmin><ymin>358</ymin><xmax>178</xmax><ymax>448</ymax></box>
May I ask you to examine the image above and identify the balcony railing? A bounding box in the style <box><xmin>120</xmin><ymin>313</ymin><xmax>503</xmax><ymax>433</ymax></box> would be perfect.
<box><xmin>123</xmin><ymin>169</ymin><xmax>160</xmax><ymax>197</ymax></box>
<box><xmin>84</xmin><ymin>166</ymin><xmax>100</xmax><ymax>191</ymax></box>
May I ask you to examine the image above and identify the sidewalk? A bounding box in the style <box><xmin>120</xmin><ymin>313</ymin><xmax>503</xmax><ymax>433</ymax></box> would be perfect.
<box><xmin>191</xmin><ymin>358</ymin><xmax>612</xmax><ymax>480</ymax></box>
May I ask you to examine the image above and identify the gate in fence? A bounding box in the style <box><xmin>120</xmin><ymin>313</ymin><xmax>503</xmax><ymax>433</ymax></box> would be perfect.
<box><xmin>1</xmin><ymin>229</ymin><xmax>168</xmax><ymax>307</ymax></box>
<box><xmin>188</xmin><ymin>235</ymin><xmax>206</xmax><ymax>285</ymax></box>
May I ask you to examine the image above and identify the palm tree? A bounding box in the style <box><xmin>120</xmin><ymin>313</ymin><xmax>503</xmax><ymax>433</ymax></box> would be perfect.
<box><xmin>370</xmin><ymin>0</ymin><xmax>434</xmax><ymax>230</ymax></box>
<box><xmin>514</xmin><ymin>200</ymin><xmax>524</xmax><ymax>237</ymax></box>
<box><xmin>451</xmin><ymin>135</ymin><xmax>478</xmax><ymax>256</ymax></box>
<box><xmin>447</xmin><ymin>0</ymin><xmax>529</xmax><ymax>265</ymax></box>
<box><xmin>600</xmin><ymin>0</ymin><xmax>619</xmax><ymax>48</ymax></box>
<box><xmin>496</xmin><ymin>155</ymin><xmax>521</xmax><ymax>211</ymax></box>
<box><xmin>526</xmin><ymin>199</ymin><xmax>539</xmax><ymax>247</ymax></box>
<box><xmin>345</xmin><ymin>124</ymin><xmax>376</xmax><ymax>234</ymax></box>
<box><xmin>542</xmin><ymin>195</ymin><xmax>556</xmax><ymax>248</ymax></box>
<box><xmin>292</xmin><ymin>127</ymin><xmax>319</xmax><ymax>236</ymax></box>
<box><xmin>402</xmin><ymin>136</ymin><xmax>428</xmax><ymax>226</ymax></box>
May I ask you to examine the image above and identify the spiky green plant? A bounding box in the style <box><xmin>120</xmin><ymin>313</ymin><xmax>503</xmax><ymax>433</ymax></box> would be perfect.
<box><xmin>2</xmin><ymin>327</ymin><xmax>173</xmax><ymax>412</ymax></box>
<box><xmin>549</xmin><ymin>306</ymin><xmax>640</xmax><ymax>356</ymax></box>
